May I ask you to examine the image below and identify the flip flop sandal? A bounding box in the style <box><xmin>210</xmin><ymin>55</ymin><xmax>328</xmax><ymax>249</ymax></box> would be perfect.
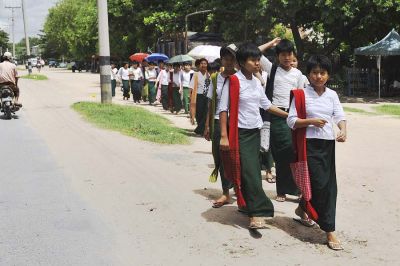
<box><xmin>248</xmin><ymin>221</ymin><xmax>269</xmax><ymax>229</ymax></box>
<box><xmin>275</xmin><ymin>195</ymin><xmax>286</xmax><ymax>202</ymax></box>
<box><xmin>328</xmin><ymin>241</ymin><xmax>344</xmax><ymax>251</ymax></box>
<box><xmin>293</xmin><ymin>217</ymin><xmax>315</xmax><ymax>227</ymax></box>
<box><xmin>266</xmin><ymin>175</ymin><xmax>276</xmax><ymax>183</ymax></box>
<box><xmin>212</xmin><ymin>201</ymin><xmax>229</xmax><ymax>208</ymax></box>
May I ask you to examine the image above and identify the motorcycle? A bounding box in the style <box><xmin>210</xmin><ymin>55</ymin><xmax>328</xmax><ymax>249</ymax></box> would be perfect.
<box><xmin>0</xmin><ymin>85</ymin><xmax>21</xmax><ymax>119</ymax></box>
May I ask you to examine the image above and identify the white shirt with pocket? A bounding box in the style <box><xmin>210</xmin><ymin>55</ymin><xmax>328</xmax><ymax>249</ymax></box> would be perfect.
<box><xmin>207</xmin><ymin>73</ymin><xmax>230</xmax><ymax>120</ymax></box>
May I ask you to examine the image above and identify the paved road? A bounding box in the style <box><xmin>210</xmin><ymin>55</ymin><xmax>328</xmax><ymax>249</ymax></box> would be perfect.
<box><xmin>0</xmin><ymin>78</ymin><xmax>115</xmax><ymax>265</ymax></box>
<box><xmin>0</xmin><ymin>67</ymin><xmax>399</xmax><ymax>265</ymax></box>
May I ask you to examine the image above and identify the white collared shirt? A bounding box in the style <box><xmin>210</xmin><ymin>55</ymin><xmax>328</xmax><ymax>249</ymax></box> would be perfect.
<box><xmin>287</xmin><ymin>85</ymin><xmax>346</xmax><ymax>140</ymax></box>
<box><xmin>189</xmin><ymin>71</ymin><xmax>210</xmax><ymax>94</ymax></box>
<box><xmin>110</xmin><ymin>67</ymin><xmax>118</xmax><ymax>80</ymax></box>
<box><xmin>118</xmin><ymin>67</ymin><xmax>130</xmax><ymax>80</ymax></box>
<box><xmin>260</xmin><ymin>55</ymin><xmax>304</xmax><ymax>108</ymax></box>
<box><xmin>157</xmin><ymin>69</ymin><xmax>169</xmax><ymax>86</ymax></box>
<box><xmin>172</xmin><ymin>71</ymin><xmax>182</xmax><ymax>87</ymax></box>
<box><xmin>146</xmin><ymin>69</ymin><xmax>157</xmax><ymax>81</ymax></box>
<box><xmin>181</xmin><ymin>70</ymin><xmax>194</xmax><ymax>87</ymax></box>
<box><xmin>129</xmin><ymin>67</ymin><xmax>143</xmax><ymax>80</ymax></box>
<box><xmin>207</xmin><ymin>73</ymin><xmax>231</xmax><ymax>120</ymax></box>
<box><xmin>218</xmin><ymin>70</ymin><xmax>272</xmax><ymax>129</ymax></box>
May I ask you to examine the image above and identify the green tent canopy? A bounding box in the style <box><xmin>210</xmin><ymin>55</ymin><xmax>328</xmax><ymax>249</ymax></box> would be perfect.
<box><xmin>355</xmin><ymin>29</ymin><xmax>400</xmax><ymax>56</ymax></box>
<box><xmin>354</xmin><ymin>29</ymin><xmax>400</xmax><ymax>98</ymax></box>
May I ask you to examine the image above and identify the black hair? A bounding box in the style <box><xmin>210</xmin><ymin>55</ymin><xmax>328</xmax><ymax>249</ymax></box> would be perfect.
<box><xmin>132</xmin><ymin>61</ymin><xmax>139</xmax><ymax>65</ymax></box>
<box><xmin>183</xmin><ymin>61</ymin><xmax>191</xmax><ymax>66</ymax></box>
<box><xmin>194</xmin><ymin>59</ymin><xmax>201</xmax><ymax>67</ymax></box>
<box><xmin>198</xmin><ymin>58</ymin><xmax>208</xmax><ymax>65</ymax></box>
<box><xmin>235</xmin><ymin>42</ymin><xmax>261</xmax><ymax>67</ymax></box>
<box><xmin>172</xmin><ymin>62</ymin><xmax>181</xmax><ymax>68</ymax></box>
<box><xmin>275</xmin><ymin>39</ymin><xmax>295</xmax><ymax>55</ymax></box>
<box><xmin>149</xmin><ymin>61</ymin><xmax>156</xmax><ymax>66</ymax></box>
<box><xmin>306</xmin><ymin>55</ymin><xmax>332</xmax><ymax>75</ymax></box>
<box><xmin>220</xmin><ymin>45</ymin><xmax>236</xmax><ymax>58</ymax></box>
<box><xmin>208</xmin><ymin>60</ymin><xmax>221</xmax><ymax>72</ymax></box>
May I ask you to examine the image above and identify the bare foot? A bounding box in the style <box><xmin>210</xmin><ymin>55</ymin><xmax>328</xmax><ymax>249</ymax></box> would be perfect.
<box><xmin>212</xmin><ymin>195</ymin><xmax>230</xmax><ymax>208</ymax></box>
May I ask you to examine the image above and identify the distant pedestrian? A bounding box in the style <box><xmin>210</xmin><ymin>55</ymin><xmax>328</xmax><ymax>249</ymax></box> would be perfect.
<box><xmin>171</xmin><ymin>63</ymin><xmax>182</xmax><ymax>114</ymax></box>
<box><xmin>118</xmin><ymin>62</ymin><xmax>130</xmax><ymax>100</ymax></box>
<box><xmin>146</xmin><ymin>61</ymin><xmax>158</xmax><ymax>105</ymax></box>
<box><xmin>189</xmin><ymin>58</ymin><xmax>210</xmax><ymax>135</ymax></box>
<box><xmin>156</xmin><ymin>61</ymin><xmax>169</xmax><ymax>109</ymax></box>
<box><xmin>180</xmin><ymin>62</ymin><xmax>194</xmax><ymax>115</ymax></box>
<box><xmin>129</xmin><ymin>61</ymin><xmax>143</xmax><ymax>103</ymax></box>
<box><xmin>110</xmin><ymin>63</ymin><xmax>118</xmax><ymax>97</ymax></box>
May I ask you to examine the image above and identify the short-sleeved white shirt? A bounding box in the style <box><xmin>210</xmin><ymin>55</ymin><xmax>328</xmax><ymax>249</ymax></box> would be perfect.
<box><xmin>287</xmin><ymin>85</ymin><xmax>346</xmax><ymax>140</ymax></box>
<box><xmin>189</xmin><ymin>71</ymin><xmax>210</xmax><ymax>95</ymax></box>
<box><xmin>207</xmin><ymin>73</ymin><xmax>230</xmax><ymax>120</ymax></box>
<box><xmin>260</xmin><ymin>55</ymin><xmax>304</xmax><ymax>108</ymax></box>
<box><xmin>181</xmin><ymin>70</ymin><xmax>194</xmax><ymax>87</ymax></box>
<box><xmin>218</xmin><ymin>70</ymin><xmax>272</xmax><ymax>129</ymax></box>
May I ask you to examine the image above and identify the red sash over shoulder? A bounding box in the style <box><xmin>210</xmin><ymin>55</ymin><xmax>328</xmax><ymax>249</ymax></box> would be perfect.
<box><xmin>290</xmin><ymin>89</ymin><xmax>318</xmax><ymax>221</ymax></box>
<box><xmin>220</xmin><ymin>75</ymin><xmax>246</xmax><ymax>207</ymax></box>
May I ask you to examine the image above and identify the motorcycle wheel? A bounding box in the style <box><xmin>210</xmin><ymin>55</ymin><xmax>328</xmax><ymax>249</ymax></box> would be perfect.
<box><xmin>4</xmin><ymin>105</ymin><xmax>12</xmax><ymax>120</ymax></box>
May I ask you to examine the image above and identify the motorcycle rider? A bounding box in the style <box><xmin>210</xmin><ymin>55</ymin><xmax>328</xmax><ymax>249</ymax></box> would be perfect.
<box><xmin>0</xmin><ymin>52</ymin><xmax>21</xmax><ymax>105</ymax></box>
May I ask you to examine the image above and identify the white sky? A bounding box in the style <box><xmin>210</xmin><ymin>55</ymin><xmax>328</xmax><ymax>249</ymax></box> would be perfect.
<box><xmin>0</xmin><ymin>0</ymin><xmax>58</xmax><ymax>42</ymax></box>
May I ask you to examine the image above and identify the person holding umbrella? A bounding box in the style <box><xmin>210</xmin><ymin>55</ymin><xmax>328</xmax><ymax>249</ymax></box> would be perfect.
<box><xmin>287</xmin><ymin>55</ymin><xmax>346</xmax><ymax>250</ymax></box>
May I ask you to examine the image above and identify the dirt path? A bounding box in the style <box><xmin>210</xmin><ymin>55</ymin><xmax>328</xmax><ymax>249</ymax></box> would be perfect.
<box><xmin>19</xmin><ymin>68</ymin><xmax>400</xmax><ymax>265</ymax></box>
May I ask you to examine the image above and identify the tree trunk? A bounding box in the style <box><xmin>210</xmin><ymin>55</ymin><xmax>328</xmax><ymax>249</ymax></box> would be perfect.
<box><xmin>290</xmin><ymin>20</ymin><xmax>304</xmax><ymax>60</ymax></box>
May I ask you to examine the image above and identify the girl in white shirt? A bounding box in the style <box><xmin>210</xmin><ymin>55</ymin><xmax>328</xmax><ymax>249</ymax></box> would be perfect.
<box><xmin>219</xmin><ymin>42</ymin><xmax>287</xmax><ymax>229</ymax></box>
<box><xmin>287</xmin><ymin>55</ymin><xmax>346</xmax><ymax>250</ymax></box>
<box><xmin>130</xmin><ymin>61</ymin><xmax>143</xmax><ymax>103</ymax></box>
<box><xmin>146</xmin><ymin>61</ymin><xmax>158</xmax><ymax>104</ymax></box>
<box><xmin>118</xmin><ymin>63</ymin><xmax>130</xmax><ymax>100</ymax></box>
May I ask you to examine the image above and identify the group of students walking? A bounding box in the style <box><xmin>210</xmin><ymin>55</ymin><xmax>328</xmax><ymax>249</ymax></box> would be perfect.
<box><xmin>110</xmin><ymin>37</ymin><xmax>347</xmax><ymax>251</ymax></box>
<box><xmin>110</xmin><ymin>59</ymin><xmax>197</xmax><ymax>116</ymax></box>
<box><xmin>201</xmin><ymin>38</ymin><xmax>347</xmax><ymax>251</ymax></box>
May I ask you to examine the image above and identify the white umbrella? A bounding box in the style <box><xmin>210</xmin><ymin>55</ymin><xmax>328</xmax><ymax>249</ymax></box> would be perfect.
<box><xmin>188</xmin><ymin>45</ymin><xmax>221</xmax><ymax>62</ymax></box>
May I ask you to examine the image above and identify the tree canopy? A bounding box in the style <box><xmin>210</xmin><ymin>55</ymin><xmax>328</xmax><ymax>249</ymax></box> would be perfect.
<box><xmin>41</xmin><ymin>0</ymin><xmax>400</xmax><ymax>66</ymax></box>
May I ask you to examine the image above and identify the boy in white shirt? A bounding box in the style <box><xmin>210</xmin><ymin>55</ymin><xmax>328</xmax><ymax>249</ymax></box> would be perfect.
<box><xmin>146</xmin><ymin>61</ymin><xmax>158</xmax><ymax>105</ymax></box>
<box><xmin>180</xmin><ymin>62</ymin><xmax>194</xmax><ymax>114</ymax></box>
<box><xmin>129</xmin><ymin>61</ymin><xmax>143</xmax><ymax>103</ymax></box>
<box><xmin>118</xmin><ymin>62</ymin><xmax>130</xmax><ymax>100</ymax></box>
<box><xmin>259</xmin><ymin>38</ymin><xmax>305</xmax><ymax>202</ymax></box>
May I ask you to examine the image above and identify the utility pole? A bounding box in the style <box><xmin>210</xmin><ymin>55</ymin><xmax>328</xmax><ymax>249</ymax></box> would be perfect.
<box><xmin>97</xmin><ymin>0</ymin><xmax>112</xmax><ymax>103</ymax></box>
<box><xmin>5</xmin><ymin>5</ymin><xmax>21</xmax><ymax>58</ymax></box>
<box><xmin>21</xmin><ymin>0</ymin><xmax>30</xmax><ymax>56</ymax></box>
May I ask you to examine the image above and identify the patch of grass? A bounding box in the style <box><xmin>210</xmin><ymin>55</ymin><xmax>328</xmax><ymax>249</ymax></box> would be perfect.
<box><xmin>374</xmin><ymin>105</ymin><xmax>400</xmax><ymax>116</ymax></box>
<box><xmin>72</xmin><ymin>102</ymin><xmax>190</xmax><ymax>145</ymax></box>
<box><xmin>20</xmin><ymin>74</ymin><xmax>48</xmax><ymax>80</ymax></box>
<box><xmin>343</xmin><ymin>107</ymin><xmax>375</xmax><ymax>115</ymax></box>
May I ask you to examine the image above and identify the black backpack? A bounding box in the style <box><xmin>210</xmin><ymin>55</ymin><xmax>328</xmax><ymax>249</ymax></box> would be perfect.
<box><xmin>260</xmin><ymin>64</ymin><xmax>278</xmax><ymax>122</ymax></box>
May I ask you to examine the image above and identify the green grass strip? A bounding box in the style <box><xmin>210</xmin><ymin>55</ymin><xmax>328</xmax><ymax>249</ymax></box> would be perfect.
<box><xmin>20</xmin><ymin>74</ymin><xmax>48</xmax><ymax>80</ymax></box>
<box><xmin>374</xmin><ymin>105</ymin><xmax>400</xmax><ymax>116</ymax></box>
<box><xmin>343</xmin><ymin>107</ymin><xmax>376</xmax><ymax>115</ymax></box>
<box><xmin>72</xmin><ymin>102</ymin><xmax>190</xmax><ymax>145</ymax></box>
